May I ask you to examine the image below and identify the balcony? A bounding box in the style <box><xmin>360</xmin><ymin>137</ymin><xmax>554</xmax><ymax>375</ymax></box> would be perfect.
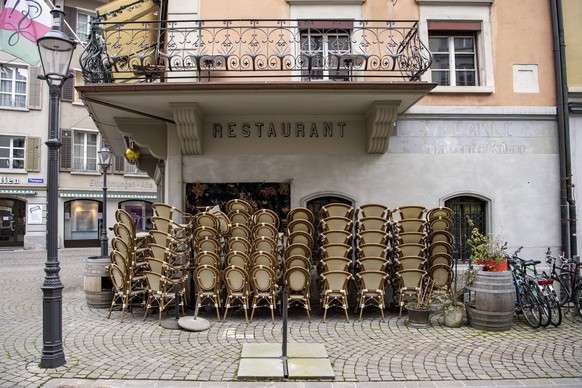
<box><xmin>80</xmin><ymin>19</ymin><xmax>432</xmax><ymax>84</ymax></box>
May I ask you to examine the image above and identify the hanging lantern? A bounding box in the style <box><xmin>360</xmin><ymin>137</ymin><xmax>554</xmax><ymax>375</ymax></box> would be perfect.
<box><xmin>125</xmin><ymin>146</ymin><xmax>141</xmax><ymax>162</ymax></box>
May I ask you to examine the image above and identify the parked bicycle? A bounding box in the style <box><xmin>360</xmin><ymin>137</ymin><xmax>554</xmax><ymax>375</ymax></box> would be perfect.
<box><xmin>516</xmin><ymin>248</ymin><xmax>562</xmax><ymax>327</ymax></box>
<box><xmin>507</xmin><ymin>248</ymin><xmax>542</xmax><ymax>328</ymax></box>
<box><xmin>545</xmin><ymin>248</ymin><xmax>582</xmax><ymax>317</ymax></box>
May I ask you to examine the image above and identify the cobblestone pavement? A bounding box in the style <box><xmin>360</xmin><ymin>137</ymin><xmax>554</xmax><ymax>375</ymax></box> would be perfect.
<box><xmin>1</xmin><ymin>248</ymin><xmax>581</xmax><ymax>388</ymax></box>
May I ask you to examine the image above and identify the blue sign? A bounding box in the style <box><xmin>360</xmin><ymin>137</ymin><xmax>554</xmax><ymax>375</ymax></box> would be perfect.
<box><xmin>28</xmin><ymin>178</ymin><xmax>44</xmax><ymax>184</ymax></box>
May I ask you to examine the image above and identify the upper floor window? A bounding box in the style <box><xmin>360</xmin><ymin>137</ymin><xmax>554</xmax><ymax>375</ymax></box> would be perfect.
<box><xmin>124</xmin><ymin>162</ymin><xmax>147</xmax><ymax>176</ymax></box>
<box><xmin>429</xmin><ymin>34</ymin><xmax>477</xmax><ymax>86</ymax></box>
<box><xmin>73</xmin><ymin>131</ymin><xmax>98</xmax><ymax>172</ymax></box>
<box><xmin>0</xmin><ymin>66</ymin><xmax>27</xmax><ymax>108</ymax></box>
<box><xmin>0</xmin><ymin>136</ymin><xmax>25</xmax><ymax>169</ymax></box>
<box><xmin>76</xmin><ymin>12</ymin><xmax>94</xmax><ymax>43</ymax></box>
<box><xmin>300</xmin><ymin>21</ymin><xmax>353</xmax><ymax>81</ymax></box>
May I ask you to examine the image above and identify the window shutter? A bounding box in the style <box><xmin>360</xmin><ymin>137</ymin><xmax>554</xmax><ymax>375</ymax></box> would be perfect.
<box><xmin>61</xmin><ymin>77</ymin><xmax>74</xmax><ymax>102</ymax></box>
<box><xmin>25</xmin><ymin>137</ymin><xmax>41</xmax><ymax>172</ymax></box>
<box><xmin>113</xmin><ymin>155</ymin><xmax>125</xmax><ymax>174</ymax></box>
<box><xmin>28</xmin><ymin>67</ymin><xmax>42</xmax><ymax>110</ymax></box>
<box><xmin>60</xmin><ymin>129</ymin><xmax>72</xmax><ymax>171</ymax></box>
<box><xmin>64</xmin><ymin>6</ymin><xmax>78</xmax><ymax>41</ymax></box>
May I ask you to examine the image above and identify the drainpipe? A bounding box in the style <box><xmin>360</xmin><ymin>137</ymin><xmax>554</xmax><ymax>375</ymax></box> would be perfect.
<box><xmin>550</xmin><ymin>0</ymin><xmax>577</xmax><ymax>258</ymax></box>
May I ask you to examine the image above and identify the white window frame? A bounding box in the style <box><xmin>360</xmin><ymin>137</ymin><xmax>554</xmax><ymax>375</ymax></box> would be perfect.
<box><xmin>418</xmin><ymin>3</ymin><xmax>494</xmax><ymax>93</ymax></box>
<box><xmin>76</xmin><ymin>10</ymin><xmax>95</xmax><ymax>43</ymax></box>
<box><xmin>300</xmin><ymin>31</ymin><xmax>352</xmax><ymax>81</ymax></box>
<box><xmin>124</xmin><ymin>162</ymin><xmax>147</xmax><ymax>176</ymax></box>
<box><xmin>73</xmin><ymin>130</ymin><xmax>98</xmax><ymax>172</ymax></box>
<box><xmin>430</xmin><ymin>34</ymin><xmax>478</xmax><ymax>87</ymax></box>
<box><xmin>0</xmin><ymin>65</ymin><xmax>28</xmax><ymax>109</ymax></box>
<box><xmin>0</xmin><ymin>135</ymin><xmax>25</xmax><ymax>171</ymax></box>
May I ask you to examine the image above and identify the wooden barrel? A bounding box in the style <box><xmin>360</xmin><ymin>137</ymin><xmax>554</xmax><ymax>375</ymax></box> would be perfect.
<box><xmin>84</xmin><ymin>256</ymin><xmax>113</xmax><ymax>309</ymax></box>
<box><xmin>467</xmin><ymin>271</ymin><xmax>515</xmax><ymax>331</ymax></box>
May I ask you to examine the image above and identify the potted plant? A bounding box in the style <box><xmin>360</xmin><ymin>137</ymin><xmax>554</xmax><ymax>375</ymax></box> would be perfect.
<box><xmin>429</xmin><ymin>268</ymin><xmax>476</xmax><ymax>328</ymax></box>
<box><xmin>466</xmin><ymin>218</ymin><xmax>507</xmax><ymax>271</ymax></box>
<box><xmin>405</xmin><ymin>286</ymin><xmax>432</xmax><ymax>327</ymax></box>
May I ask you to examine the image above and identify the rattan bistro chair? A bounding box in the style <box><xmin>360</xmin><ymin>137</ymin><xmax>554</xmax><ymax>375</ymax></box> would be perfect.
<box><xmin>193</xmin><ymin>264</ymin><xmax>222</xmax><ymax>321</ymax></box>
<box><xmin>395</xmin><ymin>269</ymin><xmax>426</xmax><ymax>316</ymax></box>
<box><xmin>356</xmin><ymin>203</ymin><xmax>390</xmax><ymax>219</ymax></box>
<box><xmin>222</xmin><ymin>265</ymin><xmax>250</xmax><ymax>323</ymax></box>
<box><xmin>286</xmin><ymin>207</ymin><xmax>315</xmax><ymax>226</ymax></box>
<box><xmin>143</xmin><ymin>270</ymin><xmax>186</xmax><ymax>325</ymax></box>
<box><xmin>320</xmin><ymin>270</ymin><xmax>353</xmax><ymax>322</ymax></box>
<box><xmin>356</xmin><ymin>270</ymin><xmax>389</xmax><ymax>321</ymax></box>
<box><xmin>249</xmin><ymin>265</ymin><xmax>279</xmax><ymax>323</ymax></box>
<box><xmin>284</xmin><ymin>266</ymin><xmax>312</xmax><ymax>321</ymax></box>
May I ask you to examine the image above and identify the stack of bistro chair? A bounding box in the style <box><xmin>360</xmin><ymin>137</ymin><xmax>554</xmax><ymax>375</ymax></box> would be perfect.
<box><xmin>391</xmin><ymin>205</ymin><xmax>429</xmax><ymax>313</ymax></box>
<box><xmin>354</xmin><ymin>203</ymin><xmax>391</xmax><ymax>320</ymax></box>
<box><xmin>425</xmin><ymin>207</ymin><xmax>455</xmax><ymax>300</ymax></box>
<box><xmin>107</xmin><ymin>241</ymin><xmax>148</xmax><ymax>322</ymax></box>
<box><xmin>317</xmin><ymin>203</ymin><xmax>356</xmax><ymax>321</ymax></box>
<box><xmin>141</xmin><ymin>241</ymin><xmax>189</xmax><ymax>325</ymax></box>
<box><xmin>281</xmin><ymin>207</ymin><xmax>315</xmax><ymax>320</ymax></box>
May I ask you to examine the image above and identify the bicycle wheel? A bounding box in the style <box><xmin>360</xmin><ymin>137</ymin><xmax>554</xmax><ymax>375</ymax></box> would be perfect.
<box><xmin>574</xmin><ymin>284</ymin><xmax>582</xmax><ymax>318</ymax></box>
<box><xmin>557</xmin><ymin>273</ymin><xmax>572</xmax><ymax>306</ymax></box>
<box><xmin>544</xmin><ymin>283</ymin><xmax>562</xmax><ymax>327</ymax></box>
<box><xmin>528</xmin><ymin>279</ymin><xmax>551</xmax><ymax>327</ymax></box>
<box><xmin>519</xmin><ymin>281</ymin><xmax>542</xmax><ymax>328</ymax></box>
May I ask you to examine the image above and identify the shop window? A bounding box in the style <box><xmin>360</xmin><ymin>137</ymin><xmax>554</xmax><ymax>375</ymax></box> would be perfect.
<box><xmin>445</xmin><ymin>195</ymin><xmax>487</xmax><ymax>263</ymax></box>
<box><xmin>0</xmin><ymin>65</ymin><xmax>27</xmax><ymax>108</ymax></box>
<box><xmin>119</xmin><ymin>200</ymin><xmax>153</xmax><ymax>231</ymax></box>
<box><xmin>64</xmin><ymin>200</ymin><xmax>100</xmax><ymax>247</ymax></box>
<box><xmin>299</xmin><ymin>21</ymin><xmax>353</xmax><ymax>81</ymax></box>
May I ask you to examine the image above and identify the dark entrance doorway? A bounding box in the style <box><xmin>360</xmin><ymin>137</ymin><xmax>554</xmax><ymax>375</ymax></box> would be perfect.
<box><xmin>0</xmin><ymin>198</ymin><xmax>25</xmax><ymax>247</ymax></box>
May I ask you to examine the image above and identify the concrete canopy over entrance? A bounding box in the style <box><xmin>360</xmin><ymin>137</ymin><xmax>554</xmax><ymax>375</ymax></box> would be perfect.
<box><xmin>77</xmin><ymin>81</ymin><xmax>436</xmax><ymax>178</ymax></box>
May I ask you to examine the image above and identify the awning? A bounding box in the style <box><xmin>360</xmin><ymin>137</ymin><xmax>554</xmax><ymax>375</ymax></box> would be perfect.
<box><xmin>59</xmin><ymin>192</ymin><xmax>157</xmax><ymax>199</ymax></box>
<box><xmin>0</xmin><ymin>189</ymin><xmax>37</xmax><ymax>195</ymax></box>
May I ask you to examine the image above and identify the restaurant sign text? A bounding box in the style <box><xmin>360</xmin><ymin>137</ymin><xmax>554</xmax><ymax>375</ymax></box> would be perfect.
<box><xmin>212</xmin><ymin>121</ymin><xmax>347</xmax><ymax>139</ymax></box>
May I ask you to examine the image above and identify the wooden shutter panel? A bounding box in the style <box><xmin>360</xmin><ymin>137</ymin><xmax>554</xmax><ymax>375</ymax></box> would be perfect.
<box><xmin>113</xmin><ymin>155</ymin><xmax>125</xmax><ymax>174</ymax></box>
<box><xmin>28</xmin><ymin>67</ymin><xmax>42</xmax><ymax>110</ymax></box>
<box><xmin>60</xmin><ymin>129</ymin><xmax>72</xmax><ymax>171</ymax></box>
<box><xmin>25</xmin><ymin>137</ymin><xmax>41</xmax><ymax>172</ymax></box>
<box><xmin>64</xmin><ymin>6</ymin><xmax>77</xmax><ymax>41</ymax></box>
<box><xmin>61</xmin><ymin>77</ymin><xmax>74</xmax><ymax>102</ymax></box>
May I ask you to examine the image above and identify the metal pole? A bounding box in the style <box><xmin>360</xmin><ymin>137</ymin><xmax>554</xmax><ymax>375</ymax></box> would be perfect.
<box><xmin>40</xmin><ymin>83</ymin><xmax>65</xmax><ymax>368</ymax></box>
<box><xmin>100</xmin><ymin>164</ymin><xmax>108</xmax><ymax>257</ymax></box>
<box><xmin>282</xmin><ymin>288</ymin><xmax>289</xmax><ymax>378</ymax></box>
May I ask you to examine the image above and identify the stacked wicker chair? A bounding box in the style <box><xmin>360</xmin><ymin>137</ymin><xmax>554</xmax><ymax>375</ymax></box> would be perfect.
<box><xmin>318</xmin><ymin>203</ymin><xmax>354</xmax><ymax>322</ymax></box>
<box><xmin>354</xmin><ymin>204</ymin><xmax>391</xmax><ymax>320</ymax></box>
<box><xmin>283</xmin><ymin>207</ymin><xmax>315</xmax><ymax>320</ymax></box>
<box><xmin>391</xmin><ymin>206</ymin><xmax>429</xmax><ymax>316</ymax></box>
<box><xmin>426</xmin><ymin>207</ymin><xmax>455</xmax><ymax>299</ymax></box>
<box><xmin>107</xmin><ymin>209</ymin><xmax>150</xmax><ymax>322</ymax></box>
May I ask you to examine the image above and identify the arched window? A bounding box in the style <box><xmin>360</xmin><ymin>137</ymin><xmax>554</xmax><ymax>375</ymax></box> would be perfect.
<box><xmin>445</xmin><ymin>196</ymin><xmax>487</xmax><ymax>263</ymax></box>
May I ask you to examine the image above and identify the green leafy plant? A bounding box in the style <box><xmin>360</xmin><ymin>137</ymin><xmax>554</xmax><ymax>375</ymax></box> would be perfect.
<box><xmin>466</xmin><ymin>217</ymin><xmax>507</xmax><ymax>270</ymax></box>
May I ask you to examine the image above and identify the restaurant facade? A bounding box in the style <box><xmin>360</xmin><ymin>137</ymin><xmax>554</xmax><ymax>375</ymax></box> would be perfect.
<box><xmin>76</xmin><ymin>0</ymin><xmax>567</xmax><ymax>261</ymax></box>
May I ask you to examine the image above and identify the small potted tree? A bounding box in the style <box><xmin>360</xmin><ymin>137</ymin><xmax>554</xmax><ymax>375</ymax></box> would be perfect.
<box><xmin>466</xmin><ymin>219</ymin><xmax>507</xmax><ymax>271</ymax></box>
<box><xmin>405</xmin><ymin>286</ymin><xmax>432</xmax><ymax>327</ymax></box>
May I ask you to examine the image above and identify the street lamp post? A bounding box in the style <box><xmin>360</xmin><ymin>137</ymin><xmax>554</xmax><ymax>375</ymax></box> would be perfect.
<box><xmin>98</xmin><ymin>147</ymin><xmax>112</xmax><ymax>257</ymax></box>
<box><xmin>37</xmin><ymin>6</ymin><xmax>76</xmax><ymax>369</ymax></box>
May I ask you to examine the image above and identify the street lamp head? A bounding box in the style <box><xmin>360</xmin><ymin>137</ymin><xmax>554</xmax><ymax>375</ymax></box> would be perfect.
<box><xmin>37</xmin><ymin>6</ymin><xmax>77</xmax><ymax>87</ymax></box>
<box><xmin>98</xmin><ymin>146</ymin><xmax>112</xmax><ymax>169</ymax></box>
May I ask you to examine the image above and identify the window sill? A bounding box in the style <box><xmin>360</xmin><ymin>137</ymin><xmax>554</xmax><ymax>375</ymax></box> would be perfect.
<box><xmin>429</xmin><ymin>85</ymin><xmax>494</xmax><ymax>94</ymax></box>
<box><xmin>70</xmin><ymin>171</ymin><xmax>101</xmax><ymax>176</ymax></box>
<box><xmin>0</xmin><ymin>169</ymin><xmax>26</xmax><ymax>174</ymax></box>
<box><xmin>287</xmin><ymin>0</ymin><xmax>365</xmax><ymax>4</ymax></box>
<box><xmin>0</xmin><ymin>106</ymin><xmax>29</xmax><ymax>112</ymax></box>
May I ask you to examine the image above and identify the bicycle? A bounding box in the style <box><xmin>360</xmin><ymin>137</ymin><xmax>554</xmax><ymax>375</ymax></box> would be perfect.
<box><xmin>507</xmin><ymin>249</ymin><xmax>542</xmax><ymax>328</ymax></box>
<box><xmin>514</xmin><ymin>248</ymin><xmax>561</xmax><ymax>327</ymax></box>
<box><xmin>545</xmin><ymin>248</ymin><xmax>582</xmax><ymax>317</ymax></box>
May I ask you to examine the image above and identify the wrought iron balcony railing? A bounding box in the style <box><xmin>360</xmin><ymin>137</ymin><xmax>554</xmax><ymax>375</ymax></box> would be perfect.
<box><xmin>80</xmin><ymin>19</ymin><xmax>432</xmax><ymax>84</ymax></box>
